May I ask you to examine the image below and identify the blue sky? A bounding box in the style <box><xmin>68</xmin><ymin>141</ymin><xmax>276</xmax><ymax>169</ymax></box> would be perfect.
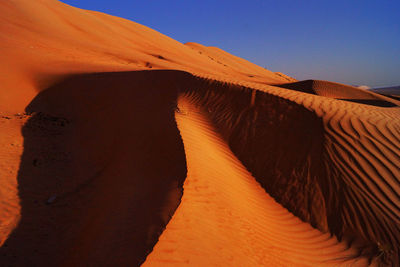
<box><xmin>61</xmin><ymin>0</ymin><xmax>400</xmax><ymax>87</ymax></box>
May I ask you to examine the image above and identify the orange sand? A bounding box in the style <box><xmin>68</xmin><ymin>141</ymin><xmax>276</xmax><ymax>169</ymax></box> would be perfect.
<box><xmin>143</xmin><ymin>95</ymin><xmax>367</xmax><ymax>266</ymax></box>
<box><xmin>0</xmin><ymin>0</ymin><xmax>399</xmax><ymax>266</ymax></box>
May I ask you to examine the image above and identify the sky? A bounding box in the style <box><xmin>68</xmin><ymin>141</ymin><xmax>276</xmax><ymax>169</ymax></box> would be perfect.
<box><xmin>61</xmin><ymin>0</ymin><xmax>400</xmax><ymax>87</ymax></box>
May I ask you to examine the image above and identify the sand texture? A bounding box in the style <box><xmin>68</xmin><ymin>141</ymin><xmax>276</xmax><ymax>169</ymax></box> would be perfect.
<box><xmin>0</xmin><ymin>0</ymin><xmax>399</xmax><ymax>266</ymax></box>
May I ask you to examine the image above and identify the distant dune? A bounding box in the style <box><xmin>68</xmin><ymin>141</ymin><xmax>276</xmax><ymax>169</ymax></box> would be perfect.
<box><xmin>0</xmin><ymin>0</ymin><xmax>399</xmax><ymax>266</ymax></box>
<box><xmin>275</xmin><ymin>80</ymin><xmax>398</xmax><ymax>107</ymax></box>
<box><xmin>370</xmin><ymin>86</ymin><xmax>400</xmax><ymax>101</ymax></box>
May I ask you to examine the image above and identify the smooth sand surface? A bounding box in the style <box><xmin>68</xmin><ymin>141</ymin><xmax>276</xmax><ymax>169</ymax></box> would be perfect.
<box><xmin>0</xmin><ymin>0</ymin><xmax>288</xmax><ymax>113</ymax></box>
<box><xmin>1</xmin><ymin>0</ymin><xmax>399</xmax><ymax>266</ymax></box>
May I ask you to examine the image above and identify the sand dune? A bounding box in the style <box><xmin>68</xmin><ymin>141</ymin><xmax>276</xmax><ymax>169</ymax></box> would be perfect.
<box><xmin>0</xmin><ymin>71</ymin><xmax>188</xmax><ymax>266</ymax></box>
<box><xmin>1</xmin><ymin>0</ymin><xmax>399</xmax><ymax>266</ymax></box>
<box><xmin>0</xmin><ymin>0</ymin><xmax>288</xmax><ymax>113</ymax></box>
<box><xmin>143</xmin><ymin>94</ymin><xmax>367</xmax><ymax>266</ymax></box>
<box><xmin>275</xmin><ymin>80</ymin><xmax>399</xmax><ymax>107</ymax></box>
<box><xmin>370</xmin><ymin>86</ymin><xmax>400</xmax><ymax>101</ymax></box>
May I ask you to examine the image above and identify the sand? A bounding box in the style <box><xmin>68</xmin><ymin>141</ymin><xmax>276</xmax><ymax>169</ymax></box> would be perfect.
<box><xmin>143</xmin><ymin>94</ymin><xmax>368</xmax><ymax>266</ymax></box>
<box><xmin>0</xmin><ymin>0</ymin><xmax>399</xmax><ymax>266</ymax></box>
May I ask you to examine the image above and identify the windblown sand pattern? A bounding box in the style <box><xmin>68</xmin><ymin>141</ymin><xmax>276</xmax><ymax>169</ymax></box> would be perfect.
<box><xmin>177</xmin><ymin>73</ymin><xmax>400</xmax><ymax>265</ymax></box>
<box><xmin>0</xmin><ymin>0</ymin><xmax>399</xmax><ymax>266</ymax></box>
<box><xmin>144</xmin><ymin>93</ymin><xmax>367</xmax><ymax>266</ymax></box>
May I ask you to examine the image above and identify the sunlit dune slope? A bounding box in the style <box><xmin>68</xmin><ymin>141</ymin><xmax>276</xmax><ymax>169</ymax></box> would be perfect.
<box><xmin>1</xmin><ymin>70</ymin><xmax>399</xmax><ymax>266</ymax></box>
<box><xmin>0</xmin><ymin>0</ymin><xmax>287</xmax><ymax>113</ymax></box>
<box><xmin>143</xmin><ymin>94</ymin><xmax>367</xmax><ymax>266</ymax></box>
<box><xmin>0</xmin><ymin>0</ymin><xmax>400</xmax><ymax>266</ymax></box>
<box><xmin>185</xmin><ymin>42</ymin><xmax>297</xmax><ymax>84</ymax></box>
<box><xmin>174</xmin><ymin>74</ymin><xmax>400</xmax><ymax>265</ymax></box>
<box><xmin>274</xmin><ymin>72</ymin><xmax>297</xmax><ymax>82</ymax></box>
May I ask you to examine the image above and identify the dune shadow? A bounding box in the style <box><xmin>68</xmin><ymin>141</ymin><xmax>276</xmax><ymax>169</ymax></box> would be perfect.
<box><xmin>183</xmin><ymin>81</ymin><xmax>398</xmax><ymax>264</ymax></box>
<box><xmin>372</xmin><ymin>93</ymin><xmax>400</xmax><ymax>102</ymax></box>
<box><xmin>0</xmin><ymin>70</ymin><xmax>187</xmax><ymax>266</ymax></box>
<box><xmin>1</xmin><ymin>70</ymin><xmax>397</xmax><ymax>266</ymax></box>
<box><xmin>338</xmin><ymin>98</ymin><xmax>397</xmax><ymax>107</ymax></box>
<box><xmin>274</xmin><ymin>80</ymin><xmax>317</xmax><ymax>95</ymax></box>
<box><xmin>184</xmin><ymin>82</ymin><xmax>328</xmax><ymax>230</ymax></box>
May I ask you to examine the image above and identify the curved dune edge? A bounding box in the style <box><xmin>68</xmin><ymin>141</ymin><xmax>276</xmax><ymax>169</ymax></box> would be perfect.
<box><xmin>0</xmin><ymin>70</ymin><xmax>398</xmax><ymax>266</ymax></box>
<box><xmin>0</xmin><ymin>0</ymin><xmax>289</xmax><ymax>113</ymax></box>
<box><xmin>142</xmin><ymin>95</ymin><xmax>369</xmax><ymax>266</ymax></box>
<box><xmin>0</xmin><ymin>71</ymin><xmax>188</xmax><ymax>266</ymax></box>
<box><xmin>184</xmin><ymin>72</ymin><xmax>400</xmax><ymax>265</ymax></box>
<box><xmin>0</xmin><ymin>115</ymin><xmax>25</xmax><ymax>247</ymax></box>
<box><xmin>0</xmin><ymin>0</ymin><xmax>399</xmax><ymax>265</ymax></box>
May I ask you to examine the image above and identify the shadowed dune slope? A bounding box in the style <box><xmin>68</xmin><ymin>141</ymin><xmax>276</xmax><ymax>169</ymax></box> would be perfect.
<box><xmin>0</xmin><ymin>71</ymin><xmax>187</xmax><ymax>266</ymax></box>
<box><xmin>2</xmin><ymin>70</ymin><xmax>398</xmax><ymax>265</ymax></box>
<box><xmin>257</xmin><ymin>82</ymin><xmax>400</xmax><ymax>266</ymax></box>
<box><xmin>144</xmin><ymin>94</ymin><xmax>367</xmax><ymax>266</ymax></box>
<box><xmin>178</xmin><ymin>76</ymin><xmax>400</xmax><ymax>265</ymax></box>
<box><xmin>0</xmin><ymin>0</ymin><xmax>399</xmax><ymax>266</ymax></box>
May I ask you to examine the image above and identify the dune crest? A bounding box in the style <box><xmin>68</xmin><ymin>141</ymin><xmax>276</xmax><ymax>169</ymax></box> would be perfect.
<box><xmin>143</xmin><ymin>94</ymin><xmax>367</xmax><ymax>266</ymax></box>
<box><xmin>0</xmin><ymin>0</ymin><xmax>399</xmax><ymax>266</ymax></box>
<box><xmin>0</xmin><ymin>0</ymin><xmax>288</xmax><ymax>113</ymax></box>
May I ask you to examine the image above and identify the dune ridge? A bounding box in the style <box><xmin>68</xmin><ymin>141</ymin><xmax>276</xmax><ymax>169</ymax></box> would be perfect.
<box><xmin>175</xmin><ymin>72</ymin><xmax>400</xmax><ymax>265</ymax></box>
<box><xmin>0</xmin><ymin>0</ymin><xmax>289</xmax><ymax>113</ymax></box>
<box><xmin>0</xmin><ymin>0</ymin><xmax>399</xmax><ymax>266</ymax></box>
<box><xmin>274</xmin><ymin>80</ymin><xmax>399</xmax><ymax>106</ymax></box>
<box><xmin>143</xmin><ymin>94</ymin><xmax>365</xmax><ymax>266</ymax></box>
<box><xmin>2</xmin><ymin>70</ymin><xmax>398</xmax><ymax>265</ymax></box>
